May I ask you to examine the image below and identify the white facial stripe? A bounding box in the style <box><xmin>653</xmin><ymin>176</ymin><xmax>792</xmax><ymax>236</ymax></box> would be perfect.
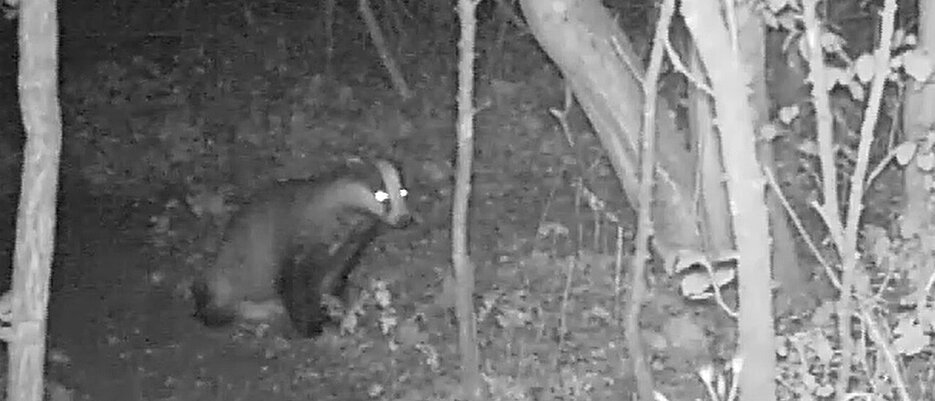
<box><xmin>372</xmin><ymin>159</ymin><xmax>408</xmax><ymax>224</ymax></box>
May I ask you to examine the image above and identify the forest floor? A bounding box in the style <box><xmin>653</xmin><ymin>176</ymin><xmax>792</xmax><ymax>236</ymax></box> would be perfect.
<box><xmin>11</xmin><ymin>48</ymin><xmax>760</xmax><ymax>397</ymax></box>
<box><xmin>39</xmin><ymin>107</ymin><xmax>736</xmax><ymax>401</ymax></box>
<box><xmin>45</xmin><ymin>189</ymin><xmax>452</xmax><ymax>401</ymax></box>
<box><xmin>13</xmin><ymin>17</ymin><xmax>742</xmax><ymax>401</ymax></box>
<box><xmin>42</xmin><ymin>158</ymin><xmax>670</xmax><ymax>401</ymax></box>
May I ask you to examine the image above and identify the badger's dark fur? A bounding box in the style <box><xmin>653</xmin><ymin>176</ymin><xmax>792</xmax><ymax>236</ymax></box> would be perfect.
<box><xmin>277</xmin><ymin>222</ymin><xmax>381</xmax><ymax>336</ymax></box>
<box><xmin>191</xmin><ymin>159</ymin><xmax>410</xmax><ymax>337</ymax></box>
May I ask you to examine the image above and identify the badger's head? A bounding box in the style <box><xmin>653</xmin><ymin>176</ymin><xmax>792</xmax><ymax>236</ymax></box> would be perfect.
<box><xmin>371</xmin><ymin>159</ymin><xmax>412</xmax><ymax>228</ymax></box>
<box><xmin>373</xmin><ymin>159</ymin><xmax>412</xmax><ymax>228</ymax></box>
<box><xmin>334</xmin><ymin>158</ymin><xmax>412</xmax><ymax>229</ymax></box>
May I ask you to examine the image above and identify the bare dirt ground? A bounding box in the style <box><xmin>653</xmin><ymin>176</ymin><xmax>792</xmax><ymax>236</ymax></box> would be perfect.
<box><xmin>44</xmin><ymin>190</ymin><xmax>452</xmax><ymax>400</ymax></box>
<box><xmin>40</xmin><ymin>149</ymin><xmax>726</xmax><ymax>401</ymax></box>
<box><xmin>42</xmin><ymin>150</ymin><xmax>581</xmax><ymax>400</ymax></box>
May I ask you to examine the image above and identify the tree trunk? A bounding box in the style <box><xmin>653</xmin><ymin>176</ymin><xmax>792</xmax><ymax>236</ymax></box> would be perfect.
<box><xmin>688</xmin><ymin>37</ymin><xmax>734</xmax><ymax>256</ymax></box>
<box><xmin>519</xmin><ymin>0</ymin><xmax>707</xmax><ymax>265</ymax></box>
<box><xmin>7</xmin><ymin>0</ymin><xmax>63</xmax><ymax>400</ymax></box>
<box><xmin>453</xmin><ymin>0</ymin><xmax>481</xmax><ymax>399</ymax></box>
<box><xmin>689</xmin><ymin>3</ymin><xmax>809</xmax><ymax>316</ymax></box>
<box><xmin>734</xmin><ymin>3</ymin><xmax>810</xmax><ymax>316</ymax></box>
<box><xmin>682</xmin><ymin>1</ymin><xmax>777</xmax><ymax>399</ymax></box>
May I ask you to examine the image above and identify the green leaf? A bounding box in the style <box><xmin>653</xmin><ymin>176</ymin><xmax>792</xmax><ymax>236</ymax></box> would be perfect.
<box><xmin>916</xmin><ymin>151</ymin><xmax>935</xmax><ymax>171</ymax></box>
<box><xmin>902</xmin><ymin>49</ymin><xmax>934</xmax><ymax>82</ymax></box>
<box><xmin>893</xmin><ymin>318</ymin><xmax>926</xmax><ymax>356</ymax></box>
<box><xmin>894</xmin><ymin>141</ymin><xmax>918</xmax><ymax>166</ymax></box>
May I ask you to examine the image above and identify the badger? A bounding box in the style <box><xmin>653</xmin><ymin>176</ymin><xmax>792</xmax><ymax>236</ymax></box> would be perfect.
<box><xmin>191</xmin><ymin>158</ymin><xmax>411</xmax><ymax>337</ymax></box>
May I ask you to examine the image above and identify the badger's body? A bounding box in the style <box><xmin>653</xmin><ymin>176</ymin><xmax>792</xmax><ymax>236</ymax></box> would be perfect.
<box><xmin>277</xmin><ymin>220</ymin><xmax>382</xmax><ymax>336</ymax></box>
<box><xmin>191</xmin><ymin>159</ymin><xmax>410</xmax><ymax>337</ymax></box>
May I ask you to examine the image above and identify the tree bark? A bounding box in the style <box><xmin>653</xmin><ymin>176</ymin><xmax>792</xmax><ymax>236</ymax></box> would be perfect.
<box><xmin>453</xmin><ymin>0</ymin><xmax>481</xmax><ymax>399</ymax></box>
<box><xmin>734</xmin><ymin>2</ymin><xmax>808</xmax><ymax>316</ymax></box>
<box><xmin>519</xmin><ymin>0</ymin><xmax>706</xmax><ymax>266</ymax></box>
<box><xmin>688</xmin><ymin>37</ymin><xmax>734</xmax><ymax>256</ymax></box>
<box><xmin>682</xmin><ymin>1</ymin><xmax>777</xmax><ymax>399</ymax></box>
<box><xmin>629</xmin><ymin>1</ymin><xmax>676</xmax><ymax>397</ymax></box>
<box><xmin>359</xmin><ymin>0</ymin><xmax>412</xmax><ymax>99</ymax></box>
<box><xmin>7</xmin><ymin>0</ymin><xmax>63</xmax><ymax>400</ymax></box>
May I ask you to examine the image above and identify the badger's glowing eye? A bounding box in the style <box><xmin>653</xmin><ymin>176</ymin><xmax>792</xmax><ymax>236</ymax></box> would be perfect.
<box><xmin>375</xmin><ymin>189</ymin><xmax>407</xmax><ymax>202</ymax></box>
<box><xmin>374</xmin><ymin>190</ymin><xmax>390</xmax><ymax>202</ymax></box>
